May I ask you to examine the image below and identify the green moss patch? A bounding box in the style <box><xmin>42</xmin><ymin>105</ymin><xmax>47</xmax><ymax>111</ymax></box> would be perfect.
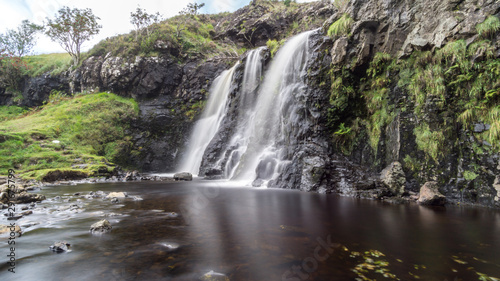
<box><xmin>0</xmin><ymin>92</ymin><xmax>138</xmax><ymax>180</ymax></box>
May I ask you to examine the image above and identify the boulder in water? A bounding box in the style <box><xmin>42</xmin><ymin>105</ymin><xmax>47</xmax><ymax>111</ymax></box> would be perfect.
<box><xmin>106</xmin><ymin>192</ymin><xmax>127</xmax><ymax>199</ymax></box>
<box><xmin>380</xmin><ymin>162</ymin><xmax>406</xmax><ymax>196</ymax></box>
<box><xmin>0</xmin><ymin>224</ymin><xmax>22</xmax><ymax>235</ymax></box>
<box><xmin>417</xmin><ymin>182</ymin><xmax>446</xmax><ymax>206</ymax></box>
<box><xmin>49</xmin><ymin>241</ymin><xmax>71</xmax><ymax>253</ymax></box>
<box><xmin>174</xmin><ymin>172</ymin><xmax>193</xmax><ymax>181</ymax></box>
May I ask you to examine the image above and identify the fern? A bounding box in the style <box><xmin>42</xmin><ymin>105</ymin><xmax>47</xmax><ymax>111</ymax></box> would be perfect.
<box><xmin>476</xmin><ymin>15</ymin><xmax>500</xmax><ymax>39</ymax></box>
<box><xmin>327</xmin><ymin>13</ymin><xmax>353</xmax><ymax>37</ymax></box>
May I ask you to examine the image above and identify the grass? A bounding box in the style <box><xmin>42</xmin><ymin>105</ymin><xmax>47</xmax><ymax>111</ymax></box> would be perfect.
<box><xmin>87</xmin><ymin>13</ymin><xmax>243</xmax><ymax>61</ymax></box>
<box><xmin>0</xmin><ymin>92</ymin><xmax>139</xmax><ymax>180</ymax></box>
<box><xmin>0</xmin><ymin>106</ymin><xmax>27</xmax><ymax>121</ymax></box>
<box><xmin>24</xmin><ymin>53</ymin><xmax>73</xmax><ymax>76</ymax></box>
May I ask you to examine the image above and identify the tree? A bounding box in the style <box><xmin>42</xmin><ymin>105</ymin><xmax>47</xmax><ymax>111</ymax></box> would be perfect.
<box><xmin>182</xmin><ymin>3</ymin><xmax>205</xmax><ymax>16</ymax></box>
<box><xmin>130</xmin><ymin>6</ymin><xmax>163</xmax><ymax>39</ymax></box>
<box><xmin>0</xmin><ymin>49</ymin><xmax>27</xmax><ymax>92</ymax></box>
<box><xmin>45</xmin><ymin>7</ymin><xmax>101</xmax><ymax>66</ymax></box>
<box><xmin>176</xmin><ymin>2</ymin><xmax>205</xmax><ymax>38</ymax></box>
<box><xmin>0</xmin><ymin>20</ymin><xmax>42</xmax><ymax>92</ymax></box>
<box><xmin>0</xmin><ymin>20</ymin><xmax>43</xmax><ymax>57</ymax></box>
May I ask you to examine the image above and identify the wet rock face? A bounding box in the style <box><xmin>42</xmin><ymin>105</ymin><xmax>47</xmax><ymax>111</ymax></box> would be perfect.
<box><xmin>418</xmin><ymin>182</ymin><xmax>447</xmax><ymax>206</ymax></box>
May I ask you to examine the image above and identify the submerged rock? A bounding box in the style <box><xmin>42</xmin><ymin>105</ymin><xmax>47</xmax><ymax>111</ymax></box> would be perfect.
<box><xmin>174</xmin><ymin>172</ymin><xmax>193</xmax><ymax>181</ymax></box>
<box><xmin>199</xmin><ymin>270</ymin><xmax>230</xmax><ymax>281</ymax></box>
<box><xmin>90</xmin><ymin>219</ymin><xmax>112</xmax><ymax>234</ymax></box>
<box><xmin>49</xmin><ymin>241</ymin><xmax>71</xmax><ymax>253</ymax></box>
<box><xmin>418</xmin><ymin>182</ymin><xmax>447</xmax><ymax>206</ymax></box>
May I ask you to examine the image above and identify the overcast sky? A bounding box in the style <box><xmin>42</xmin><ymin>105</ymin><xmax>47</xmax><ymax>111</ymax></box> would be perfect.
<box><xmin>0</xmin><ymin>0</ymin><xmax>317</xmax><ymax>54</ymax></box>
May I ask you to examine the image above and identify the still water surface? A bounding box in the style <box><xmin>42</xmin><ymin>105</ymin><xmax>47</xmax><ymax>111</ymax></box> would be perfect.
<box><xmin>1</xmin><ymin>180</ymin><xmax>499</xmax><ymax>280</ymax></box>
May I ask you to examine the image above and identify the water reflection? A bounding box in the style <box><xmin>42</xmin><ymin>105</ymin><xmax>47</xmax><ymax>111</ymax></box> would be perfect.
<box><xmin>0</xmin><ymin>181</ymin><xmax>499</xmax><ymax>280</ymax></box>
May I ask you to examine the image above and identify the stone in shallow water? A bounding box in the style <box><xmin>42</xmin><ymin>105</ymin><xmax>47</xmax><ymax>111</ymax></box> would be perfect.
<box><xmin>418</xmin><ymin>181</ymin><xmax>446</xmax><ymax>206</ymax></box>
<box><xmin>90</xmin><ymin>219</ymin><xmax>112</xmax><ymax>234</ymax></box>
<box><xmin>106</xmin><ymin>192</ymin><xmax>128</xmax><ymax>199</ymax></box>
<box><xmin>174</xmin><ymin>172</ymin><xmax>193</xmax><ymax>181</ymax></box>
<box><xmin>0</xmin><ymin>224</ymin><xmax>22</xmax><ymax>235</ymax></box>
<box><xmin>252</xmin><ymin>179</ymin><xmax>264</xmax><ymax>187</ymax></box>
<box><xmin>49</xmin><ymin>241</ymin><xmax>70</xmax><ymax>253</ymax></box>
<box><xmin>493</xmin><ymin>176</ymin><xmax>500</xmax><ymax>203</ymax></box>
<box><xmin>380</xmin><ymin>161</ymin><xmax>406</xmax><ymax>196</ymax></box>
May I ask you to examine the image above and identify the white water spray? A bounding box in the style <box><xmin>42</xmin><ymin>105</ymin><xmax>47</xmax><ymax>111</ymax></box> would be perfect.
<box><xmin>231</xmin><ymin>30</ymin><xmax>314</xmax><ymax>184</ymax></box>
<box><xmin>179</xmin><ymin>63</ymin><xmax>239</xmax><ymax>175</ymax></box>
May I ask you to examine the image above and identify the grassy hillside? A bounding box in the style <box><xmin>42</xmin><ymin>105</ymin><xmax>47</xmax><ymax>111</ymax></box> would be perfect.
<box><xmin>24</xmin><ymin>53</ymin><xmax>73</xmax><ymax>76</ymax></box>
<box><xmin>0</xmin><ymin>92</ymin><xmax>139</xmax><ymax>180</ymax></box>
<box><xmin>87</xmin><ymin>12</ymin><xmax>242</xmax><ymax>60</ymax></box>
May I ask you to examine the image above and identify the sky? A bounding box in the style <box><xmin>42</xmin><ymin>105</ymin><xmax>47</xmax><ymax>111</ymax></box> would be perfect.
<box><xmin>0</xmin><ymin>0</ymin><xmax>317</xmax><ymax>54</ymax></box>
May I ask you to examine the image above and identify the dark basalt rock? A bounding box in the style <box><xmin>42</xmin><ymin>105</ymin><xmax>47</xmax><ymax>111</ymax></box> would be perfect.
<box><xmin>20</xmin><ymin>75</ymin><xmax>70</xmax><ymax>107</ymax></box>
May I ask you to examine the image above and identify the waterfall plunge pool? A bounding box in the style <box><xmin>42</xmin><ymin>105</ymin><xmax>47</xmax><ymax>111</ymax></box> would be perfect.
<box><xmin>1</xmin><ymin>180</ymin><xmax>499</xmax><ymax>280</ymax></box>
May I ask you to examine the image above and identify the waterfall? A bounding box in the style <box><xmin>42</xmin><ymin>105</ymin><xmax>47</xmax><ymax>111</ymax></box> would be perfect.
<box><xmin>231</xmin><ymin>30</ymin><xmax>314</xmax><ymax>185</ymax></box>
<box><xmin>179</xmin><ymin>63</ymin><xmax>239</xmax><ymax>175</ymax></box>
<box><xmin>179</xmin><ymin>29</ymin><xmax>315</xmax><ymax>186</ymax></box>
<box><xmin>220</xmin><ymin>47</ymin><xmax>266</xmax><ymax>179</ymax></box>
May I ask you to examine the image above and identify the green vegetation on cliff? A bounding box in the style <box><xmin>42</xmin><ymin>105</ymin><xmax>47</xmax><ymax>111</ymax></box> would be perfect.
<box><xmin>0</xmin><ymin>92</ymin><xmax>138</xmax><ymax>180</ymax></box>
<box><xmin>326</xmin><ymin>14</ymin><xmax>499</xmax><ymax>188</ymax></box>
<box><xmin>87</xmin><ymin>12</ymin><xmax>241</xmax><ymax>60</ymax></box>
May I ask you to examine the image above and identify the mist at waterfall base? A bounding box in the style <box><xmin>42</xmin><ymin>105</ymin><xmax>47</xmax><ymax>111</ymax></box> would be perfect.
<box><xmin>2</xmin><ymin>181</ymin><xmax>499</xmax><ymax>281</ymax></box>
<box><xmin>179</xmin><ymin>30</ymin><xmax>315</xmax><ymax>187</ymax></box>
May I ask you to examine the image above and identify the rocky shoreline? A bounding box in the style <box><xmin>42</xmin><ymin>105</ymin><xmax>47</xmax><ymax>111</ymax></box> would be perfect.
<box><xmin>1</xmin><ymin>167</ymin><xmax>497</xmax><ymax>210</ymax></box>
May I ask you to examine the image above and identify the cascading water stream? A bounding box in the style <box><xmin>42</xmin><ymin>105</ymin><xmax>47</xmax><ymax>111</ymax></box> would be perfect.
<box><xmin>179</xmin><ymin>29</ymin><xmax>315</xmax><ymax>186</ymax></box>
<box><xmin>220</xmin><ymin>47</ymin><xmax>266</xmax><ymax>179</ymax></box>
<box><xmin>178</xmin><ymin>63</ymin><xmax>239</xmax><ymax>175</ymax></box>
<box><xmin>231</xmin><ymin>30</ymin><xmax>314</xmax><ymax>184</ymax></box>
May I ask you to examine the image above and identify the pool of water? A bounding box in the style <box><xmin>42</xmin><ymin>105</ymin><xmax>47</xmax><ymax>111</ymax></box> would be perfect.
<box><xmin>1</xmin><ymin>180</ymin><xmax>499</xmax><ymax>280</ymax></box>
